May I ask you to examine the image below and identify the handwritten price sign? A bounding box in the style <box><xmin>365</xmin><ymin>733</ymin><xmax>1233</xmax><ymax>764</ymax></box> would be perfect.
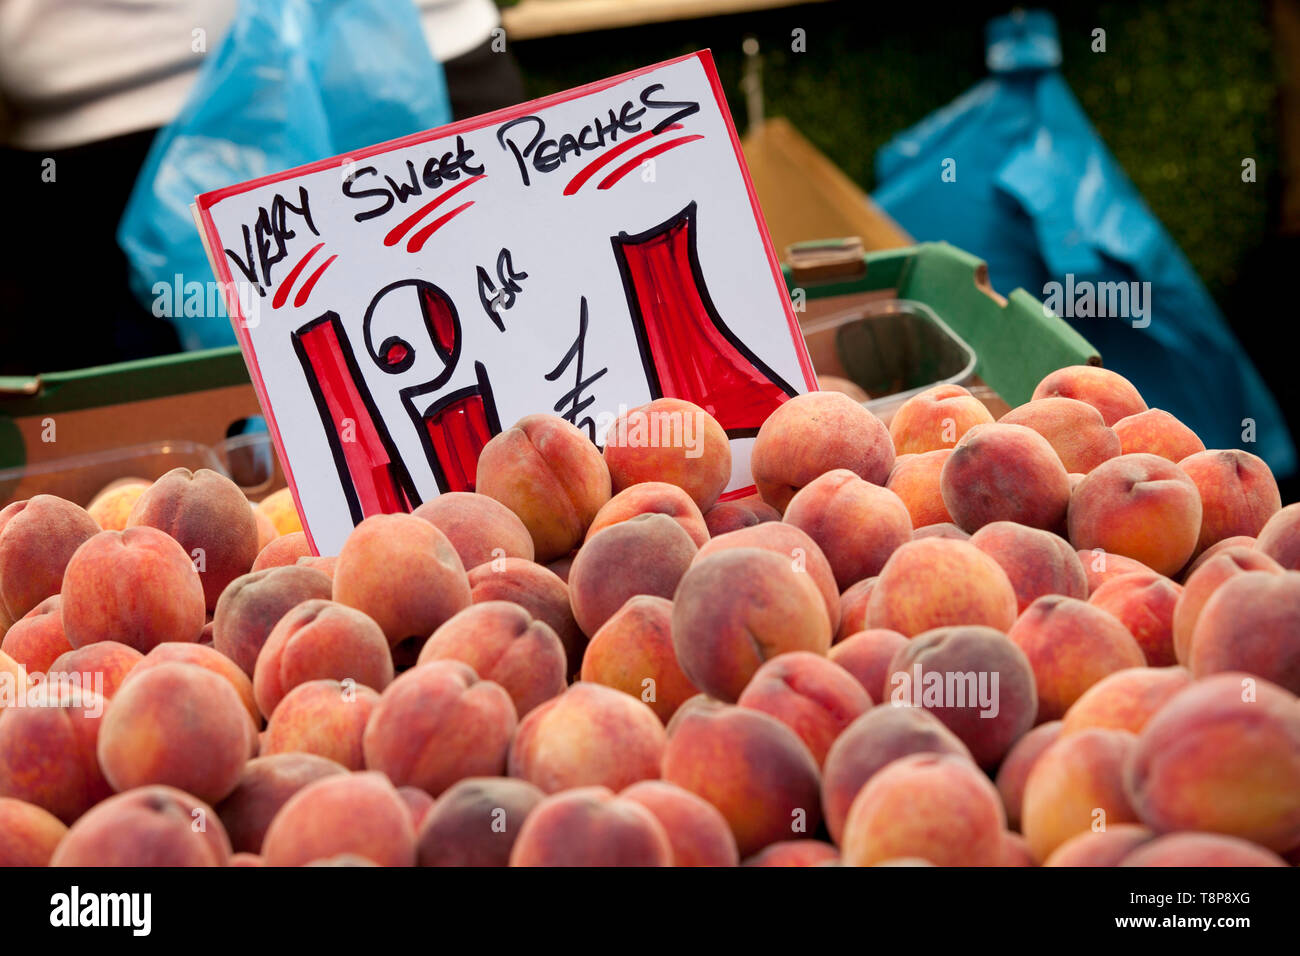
<box><xmin>195</xmin><ymin>52</ymin><xmax>816</xmax><ymax>555</ymax></box>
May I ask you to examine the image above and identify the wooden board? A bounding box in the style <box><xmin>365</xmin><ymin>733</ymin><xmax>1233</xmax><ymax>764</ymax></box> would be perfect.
<box><xmin>742</xmin><ymin>118</ymin><xmax>912</xmax><ymax>258</ymax></box>
<box><xmin>503</xmin><ymin>0</ymin><xmax>830</xmax><ymax>40</ymax></box>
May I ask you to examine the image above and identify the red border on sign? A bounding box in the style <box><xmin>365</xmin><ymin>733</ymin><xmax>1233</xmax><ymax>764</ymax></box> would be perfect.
<box><xmin>196</xmin><ymin>50</ymin><xmax>818</xmax><ymax>553</ymax></box>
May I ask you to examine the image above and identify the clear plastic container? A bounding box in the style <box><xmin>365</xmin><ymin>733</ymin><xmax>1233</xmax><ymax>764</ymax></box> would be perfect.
<box><xmin>800</xmin><ymin>297</ymin><xmax>978</xmax><ymax>423</ymax></box>
<box><xmin>0</xmin><ymin>440</ymin><xmax>227</xmax><ymax>508</ymax></box>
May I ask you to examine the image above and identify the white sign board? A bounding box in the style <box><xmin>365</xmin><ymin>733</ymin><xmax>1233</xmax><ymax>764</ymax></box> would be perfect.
<box><xmin>196</xmin><ymin>51</ymin><xmax>816</xmax><ymax>555</ymax></box>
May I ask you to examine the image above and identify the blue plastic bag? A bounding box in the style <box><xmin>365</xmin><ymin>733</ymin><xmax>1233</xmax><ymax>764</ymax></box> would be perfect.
<box><xmin>118</xmin><ymin>0</ymin><xmax>452</xmax><ymax>351</ymax></box>
<box><xmin>874</xmin><ymin>10</ymin><xmax>1296</xmax><ymax>477</ymax></box>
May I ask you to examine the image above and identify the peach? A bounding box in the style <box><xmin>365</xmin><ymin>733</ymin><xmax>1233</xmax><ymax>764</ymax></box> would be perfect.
<box><xmin>215</xmin><ymin>753</ymin><xmax>347</xmax><ymax>854</ymax></box>
<box><xmin>743</xmin><ymin>840</ymin><xmax>839</xmax><ymax>867</ymax></box>
<box><xmin>737</xmin><ymin>651</ymin><xmax>872</xmax><ymax>765</ymax></box>
<box><xmin>1120</xmin><ymin>832</ymin><xmax>1287</xmax><ymax>867</ymax></box>
<box><xmin>50</xmin><ymin>786</ymin><xmax>230</xmax><ymax>866</ymax></box>
<box><xmin>254</xmin><ymin>599</ymin><xmax>393</xmax><ymax>718</ymax></box>
<box><xmin>60</xmin><ymin>527</ymin><xmax>205</xmax><ymax>652</ymax></box>
<box><xmin>1188</xmin><ymin>571</ymin><xmax>1300</xmax><ymax>694</ymax></box>
<box><xmin>580</xmin><ymin>595</ymin><xmax>698</xmax><ymax>723</ymax></box>
<box><xmin>261</xmin><ymin>771</ymin><xmax>416</xmax><ymax>867</ymax></box>
<box><xmin>622</xmin><ymin>779</ymin><xmax>740</xmax><ymax>866</ymax></box>
<box><xmin>912</xmin><ymin>522</ymin><xmax>969</xmax><ymax>541</ymax></box>
<box><xmin>1008</xmin><ymin>595</ymin><xmax>1146</xmax><ymax>722</ymax></box>
<box><xmin>1075</xmin><ymin>547</ymin><xmax>1155</xmax><ymax>593</ymax></box>
<box><xmin>886</xmin><ymin>450</ymin><xmax>954</xmax><ymax>528</ymax></box>
<box><xmin>970</xmin><ymin>522</ymin><xmax>1088</xmax><ymax>613</ymax></box>
<box><xmin>251</xmin><ymin>531</ymin><xmax>311</xmax><ymax>572</ymax></box>
<box><xmin>1087</xmin><ymin>571</ymin><xmax>1182</xmax><ymax>666</ymax></box>
<box><xmin>467</xmin><ymin>559</ymin><xmax>583</xmax><ymax>674</ymax></box>
<box><xmin>412</xmin><ymin>491</ymin><xmax>535</xmax><ymax>570</ymax></box>
<box><xmin>1020</xmin><ymin>728</ymin><xmax>1139</xmax><ymax>862</ymax></box>
<box><xmin>304</xmin><ymin>853</ymin><xmax>378</xmax><ymax>867</ymax></box>
<box><xmin>1042</xmin><ymin>824</ymin><xmax>1155</xmax><ymax>867</ymax></box>
<box><xmin>1172</xmin><ymin>546</ymin><xmax>1283</xmax><ymax>663</ymax></box>
<box><xmin>1061</xmin><ymin>666</ymin><xmax>1192</xmax><ymax>737</ymax></box>
<box><xmin>821</xmin><ymin>705</ymin><xmax>973</xmax><ymax>844</ymax></box>
<box><xmin>1125</xmin><ymin>672</ymin><xmax>1300</xmax><ymax>851</ymax></box>
<box><xmin>661</xmin><ymin>700</ymin><xmax>822</xmax><ymax>857</ymax></box>
<box><xmin>817</xmin><ymin>375</ymin><xmax>869</xmax><ymax>401</ymax></box>
<box><xmin>1112</xmin><ymin>408</ymin><xmax>1205</xmax><ymax>462</ymax></box>
<box><xmin>213</xmin><ymin>565</ymin><xmax>332</xmax><ymax>676</ymax></box>
<box><xmin>568</xmin><ymin>514</ymin><xmax>697</xmax><ymax>635</ymax></box>
<box><xmin>703</xmin><ymin>496</ymin><xmax>780</xmax><ymax>537</ymax></box>
<box><xmin>547</xmin><ymin>555</ymin><xmax>573</xmax><ymax>581</ymax></box>
<box><xmin>940</xmin><ymin>423</ymin><xmax>1071</xmax><ymax>532</ymax></box>
<box><xmin>883</xmin><ymin>625</ymin><xmax>1037</xmax><ymax>768</ymax></box>
<box><xmin>1182</xmin><ymin>534</ymin><xmax>1258</xmax><ymax>578</ymax></box>
<box><xmin>46</xmin><ymin>641</ymin><xmax>142</xmax><ymax>699</ymax></box>
<box><xmin>603</xmin><ymin>397</ymin><xmax>732</xmax><ymax>511</ymax></box>
<box><xmin>888</xmin><ymin>384</ymin><xmax>995</xmax><ymax>455</ymax></box>
<box><xmin>671</xmin><ymin>548</ymin><xmax>832</xmax><ymax>702</ymax></box>
<box><xmin>253</xmin><ymin>505</ymin><xmax>277</xmax><ymax>552</ymax></box>
<box><xmin>835</xmin><ymin>578</ymin><xmax>875</xmax><ymax>643</ymax></box>
<box><xmin>994</xmin><ymin>721</ymin><xmax>1062</xmax><ymax>831</ymax></box>
<box><xmin>999</xmin><ymin>397</ymin><xmax>1122</xmax><ymax>474</ymax></box>
<box><xmin>828</xmin><ymin>628</ymin><xmax>907</xmax><ymax>700</ymax></box>
<box><xmin>840</xmin><ymin>753</ymin><xmax>1005</xmax><ymax>866</ymax></box>
<box><xmin>0</xmin><ymin>797</ymin><xmax>68</xmax><ymax>866</ymax></box>
<box><xmin>783</xmin><ymin>469</ymin><xmax>912</xmax><ymax>589</ymax></box>
<box><xmin>416</xmin><ymin>776</ymin><xmax>545</xmax><ymax>867</ymax></box>
<box><xmin>257</xmin><ymin>487</ymin><xmax>302</xmax><ymax>536</ymax></box>
<box><xmin>364</xmin><ymin>660</ymin><xmax>517</xmax><ymax>796</ymax></box>
<box><xmin>865</xmin><ymin>538</ymin><xmax>1018</xmax><ymax>637</ymax></box>
<box><xmin>295</xmin><ymin>555</ymin><xmax>337</xmax><ymax>580</ymax></box>
<box><xmin>1000</xmin><ymin>831</ymin><xmax>1035</xmax><ymax>866</ymax></box>
<box><xmin>98</xmin><ymin>661</ymin><xmax>252</xmax><ymax>804</ymax></box>
<box><xmin>0</xmin><ymin>683</ymin><xmax>109</xmax><ymax>824</ymax></box>
<box><xmin>1257</xmin><ymin>502</ymin><xmax>1300</xmax><ymax>569</ymax></box>
<box><xmin>508</xmin><ymin>786</ymin><xmax>672</xmax><ymax>867</ymax></box>
<box><xmin>133</xmin><ymin>641</ymin><xmax>259</xmax><ymax>726</ymax></box>
<box><xmin>0</xmin><ymin>648</ymin><xmax>24</xmax><ymax>707</ymax></box>
<box><xmin>585</xmin><ymin>481</ymin><xmax>709</xmax><ymax>549</ymax></box>
<box><xmin>1179</xmin><ymin>449</ymin><xmax>1282</xmax><ymax>555</ymax></box>
<box><xmin>86</xmin><ymin>479</ymin><xmax>150</xmax><ymax>531</ymax></box>
<box><xmin>750</xmin><ymin>391</ymin><xmax>894</xmax><ymax>513</ymax></box>
<box><xmin>262</xmin><ymin>679</ymin><xmax>379</xmax><ymax>770</ymax></box>
<box><xmin>0</xmin><ymin>495</ymin><xmax>99</xmax><ymax>623</ymax></box>
<box><xmin>476</xmin><ymin>414</ymin><xmax>611</xmax><ymax>562</ymax></box>
<box><xmin>508</xmin><ymin>681</ymin><xmax>663</xmax><ymax>792</ymax></box>
<box><xmin>1031</xmin><ymin>365</ymin><xmax>1147</xmax><ymax>426</ymax></box>
<box><xmin>1067</xmin><ymin>453</ymin><xmax>1202</xmax><ymax>576</ymax></box>
<box><xmin>333</xmin><ymin>513</ymin><xmax>470</xmax><ymax>650</ymax></box>
<box><xmin>399</xmin><ymin>786</ymin><xmax>435</xmax><ymax>830</ymax></box>
<box><xmin>419</xmin><ymin>602</ymin><xmax>565</xmax><ymax>717</ymax></box>
<box><xmin>126</xmin><ymin>467</ymin><xmax>259</xmax><ymax>611</ymax></box>
<box><xmin>1</xmin><ymin>595</ymin><xmax>71</xmax><ymax>674</ymax></box>
<box><xmin>695</xmin><ymin>522</ymin><xmax>840</xmax><ymax>633</ymax></box>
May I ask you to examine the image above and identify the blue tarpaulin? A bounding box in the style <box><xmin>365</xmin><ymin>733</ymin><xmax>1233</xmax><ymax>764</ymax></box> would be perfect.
<box><xmin>118</xmin><ymin>0</ymin><xmax>452</xmax><ymax>351</ymax></box>
<box><xmin>874</xmin><ymin>9</ymin><xmax>1295</xmax><ymax>477</ymax></box>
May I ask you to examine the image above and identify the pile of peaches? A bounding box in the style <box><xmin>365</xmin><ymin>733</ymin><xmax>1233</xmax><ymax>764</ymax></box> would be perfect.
<box><xmin>1</xmin><ymin>364</ymin><xmax>1298</xmax><ymax>867</ymax></box>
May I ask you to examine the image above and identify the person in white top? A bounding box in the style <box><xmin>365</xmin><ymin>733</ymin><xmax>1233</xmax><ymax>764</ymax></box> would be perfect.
<box><xmin>0</xmin><ymin>0</ymin><xmax>524</xmax><ymax>372</ymax></box>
